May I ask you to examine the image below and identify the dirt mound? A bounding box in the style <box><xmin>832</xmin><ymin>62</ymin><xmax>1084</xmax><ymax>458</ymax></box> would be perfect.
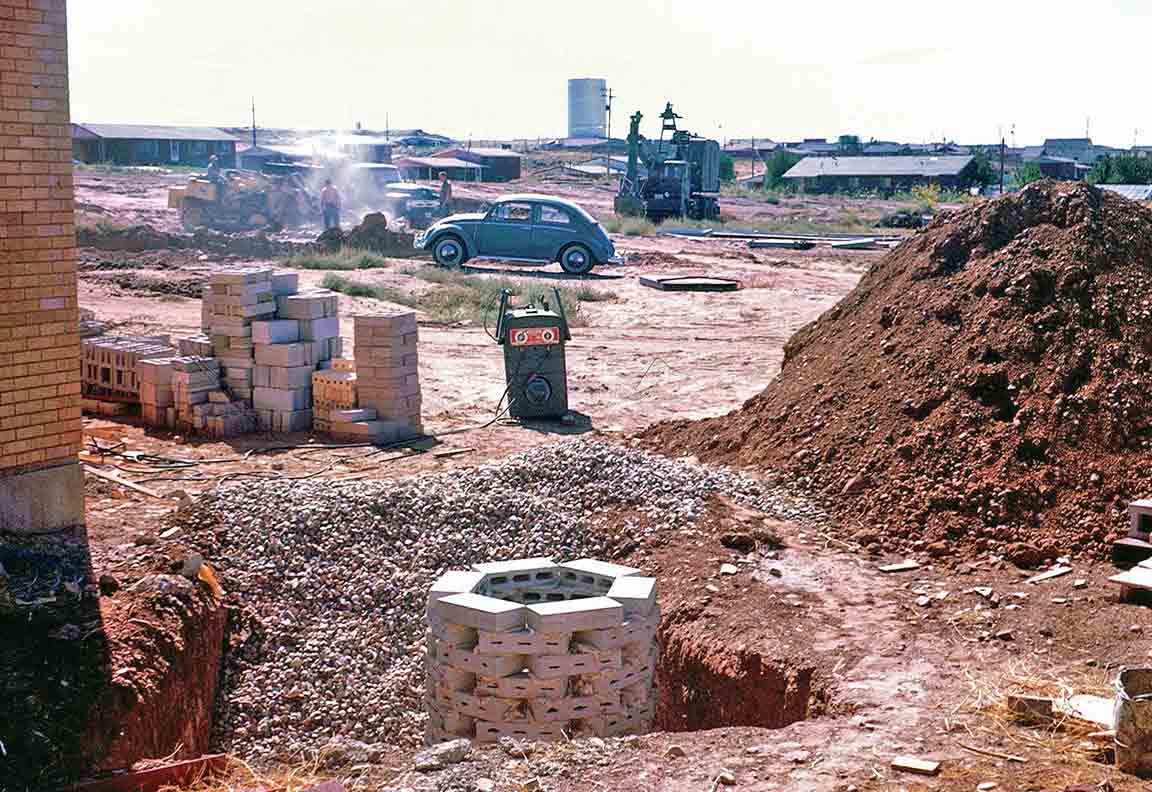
<box><xmin>315</xmin><ymin>212</ymin><xmax>418</xmax><ymax>255</ymax></box>
<box><xmin>646</xmin><ymin>181</ymin><xmax>1152</xmax><ymax>561</ymax></box>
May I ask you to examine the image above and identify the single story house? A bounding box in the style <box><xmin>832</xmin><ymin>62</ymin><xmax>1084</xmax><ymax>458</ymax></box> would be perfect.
<box><xmin>434</xmin><ymin>147</ymin><xmax>522</xmax><ymax>181</ymax></box>
<box><xmin>782</xmin><ymin>155</ymin><xmax>978</xmax><ymax>194</ymax></box>
<box><xmin>72</xmin><ymin>124</ymin><xmax>238</xmax><ymax>166</ymax></box>
<box><xmin>394</xmin><ymin>156</ymin><xmax>484</xmax><ymax>182</ymax></box>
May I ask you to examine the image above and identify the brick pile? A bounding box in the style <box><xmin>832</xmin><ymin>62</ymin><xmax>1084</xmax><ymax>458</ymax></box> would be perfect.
<box><xmin>81</xmin><ymin>336</ymin><xmax>175</xmax><ymax>401</ymax></box>
<box><xmin>352</xmin><ymin>313</ymin><xmax>422</xmax><ymax>436</ymax></box>
<box><xmin>425</xmin><ymin>558</ymin><xmax>658</xmax><ymax>744</ymax></box>
<box><xmin>311</xmin><ymin>358</ymin><xmax>357</xmax><ymax>433</ymax></box>
<box><xmin>0</xmin><ymin>0</ymin><xmax>82</xmax><ymax>475</ymax></box>
<box><xmin>205</xmin><ymin>269</ymin><xmax>278</xmax><ymax>403</ymax></box>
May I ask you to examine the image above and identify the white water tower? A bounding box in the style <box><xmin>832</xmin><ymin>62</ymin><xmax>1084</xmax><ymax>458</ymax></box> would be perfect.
<box><xmin>568</xmin><ymin>78</ymin><xmax>607</xmax><ymax>139</ymax></box>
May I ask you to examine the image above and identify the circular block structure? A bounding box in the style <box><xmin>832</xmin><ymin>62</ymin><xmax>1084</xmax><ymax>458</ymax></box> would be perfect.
<box><xmin>424</xmin><ymin>557</ymin><xmax>659</xmax><ymax>744</ymax></box>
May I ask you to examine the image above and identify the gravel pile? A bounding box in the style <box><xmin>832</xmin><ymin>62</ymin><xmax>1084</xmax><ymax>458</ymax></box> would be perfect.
<box><xmin>182</xmin><ymin>438</ymin><xmax>820</xmax><ymax>761</ymax></box>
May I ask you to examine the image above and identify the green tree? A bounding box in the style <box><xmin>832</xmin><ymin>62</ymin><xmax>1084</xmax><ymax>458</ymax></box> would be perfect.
<box><xmin>762</xmin><ymin>149</ymin><xmax>803</xmax><ymax>189</ymax></box>
<box><xmin>719</xmin><ymin>153</ymin><xmax>735</xmax><ymax>182</ymax></box>
<box><xmin>969</xmin><ymin>147</ymin><xmax>997</xmax><ymax>186</ymax></box>
<box><xmin>1014</xmin><ymin>162</ymin><xmax>1044</xmax><ymax>187</ymax></box>
<box><xmin>1089</xmin><ymin>154</ymin><xmax>1152</xmax><ymax>184</ymax></box>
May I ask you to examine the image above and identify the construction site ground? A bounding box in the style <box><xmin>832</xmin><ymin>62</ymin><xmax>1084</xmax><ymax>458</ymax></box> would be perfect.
<box><xmin>64</xmin><ymin>169</ymin><xmax>1143</xmax><ymax>791</ymax></box>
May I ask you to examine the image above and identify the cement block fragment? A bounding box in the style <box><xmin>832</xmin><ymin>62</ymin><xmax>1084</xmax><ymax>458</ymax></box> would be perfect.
<box><xmin>432</xmin><ymin>593</ymin><xmax>527</xmax><ymax>632</ymax></box>
<box><xmin>525</xmin><ymin>597</ymin><xmax>623</xmax><ymax>633</ymax></box>
<box><xmin>251</xmin><ymin>319</ymin><xmax>301</xmax><ymax>345</ymax></box>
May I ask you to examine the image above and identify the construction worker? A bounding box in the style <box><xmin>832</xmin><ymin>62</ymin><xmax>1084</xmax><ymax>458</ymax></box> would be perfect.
<box><xmin>438</xmin><ymin>171</ymin><xmax>452</xmax><ymax>215</ymax></box>
<box><xmin>320</xmin><ymin>179</ymin><xmax>342</xmax><ymax>230</ymax></box>
<box><xmin>205</xmin><ymin>154</ymin><xmax>222</xmax><ymax>182</ymax></box>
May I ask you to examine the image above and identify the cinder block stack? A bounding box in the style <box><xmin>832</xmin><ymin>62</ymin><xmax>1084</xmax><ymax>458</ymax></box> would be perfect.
<box><xmin>251</xmin><ymin>288</ymin><xmax>342</xmax><ymax>433</ymax></box>
<box><xmin>176</xmin><ymin>333</ymin><xmax>213</xmax><ymax>357</ymax></box>
<box><xmin>170</xmin><ymin>356</ymin><xmax>220</xmax><ymax>427</ymax></box>
<box><xmin>424</xmin><ymin>558</ymin><xmax>659</xmax><ymax>745</ymax></box>
<box><xmin>137</xmin><ymin>357</ymin><xmax>176</xmax><ymax>428</ymax></box>
<box><xmin>205</xmin><ymin>269</ymin><xmax>277</xmax><ymax>403</ymax></box>
<box><xmin>353</xmin><ymin>313</ymin><xmax>422</xmax><ymax>433</ymax></box>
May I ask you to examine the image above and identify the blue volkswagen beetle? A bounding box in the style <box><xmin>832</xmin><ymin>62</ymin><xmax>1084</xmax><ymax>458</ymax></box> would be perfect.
<box><xmin>414</xmin><ymin>194</ymin><xmax>619</xmax><ymax>275</ymax></box>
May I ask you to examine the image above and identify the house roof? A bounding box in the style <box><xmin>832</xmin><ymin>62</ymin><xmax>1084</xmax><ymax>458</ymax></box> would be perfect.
<box><xmin>73</xmin><ymin>123</ymin><xmax>238</xmax><ymax>142</ymax></box>
<box><xmin>783</xmin><ymin>155</ymin><xmax>975</xmax><ymax>179</ymax></box>
<box><xmin>438</xmin><ymin>147</ymin><xmax>523</xmax><ymax>159</ymax></box>
<box><xmin>394</xmin><ymin>156</ymin><xmax>485</xmax><ymax>169</ymax></box>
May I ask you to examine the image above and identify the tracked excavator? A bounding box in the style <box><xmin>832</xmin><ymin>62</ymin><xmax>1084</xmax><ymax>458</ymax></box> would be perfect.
<box><xmin>614</xmin><ymin>103</ymin><xmax>721</xmax><ymax>223</ymax></box>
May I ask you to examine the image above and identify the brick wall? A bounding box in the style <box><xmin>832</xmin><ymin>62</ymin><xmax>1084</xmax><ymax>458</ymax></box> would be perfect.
<box><xmin>0</xmin><ymin>0</ymin><xmax>81</xmax><ymax>475</ymax></box>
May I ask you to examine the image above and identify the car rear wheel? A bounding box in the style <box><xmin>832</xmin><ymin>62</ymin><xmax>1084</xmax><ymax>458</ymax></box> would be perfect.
<box><xmin>432</xmin><ymin>235</ymin><xmax>466</xmax><ymax>268</ymax></box>
<box><xmin>559</xmin><ymin>243</ymin><xmax>595</xmax><ymax>275</ymax></box>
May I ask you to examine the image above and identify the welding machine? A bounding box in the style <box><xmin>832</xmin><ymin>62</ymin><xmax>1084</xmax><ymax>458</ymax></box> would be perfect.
<box><xmin>495</xmin><ymin>288</ymin><xmax>571</xmax><ymax>420</ymax></box>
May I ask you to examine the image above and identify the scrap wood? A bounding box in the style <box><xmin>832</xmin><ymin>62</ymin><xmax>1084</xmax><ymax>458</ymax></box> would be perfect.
<box><xmin>83</xmin><ymin>464</ymin><xmax>162</xmax><ymax>498</ymax></box>
<box><xmin>878</xmin><ymin>560</ymin><xmax>920</xmax><ymax>573</ymax></box>
<box><xmin>72</xmin><ymin>753</ymin><xmax>227</xmax><ymax>792</ymax></box>
<box><xmin>890</xmin><ymin>756</ymin><xmax>940</xmax><ymax>775</ymax></box>
<box><xmin>958</xmin><ymin>742</ymin><xmax>1027</xmax><ymax>763</ymax></box>
<box><xmin>433</xmin><ymin>446</ymin><xmax>475</xmax><ymax>459</ymax></box>
<box><xmin>1025</xmin><ymin>566</ymin><xmax>1072</xmax><ymax>584</ymax></box>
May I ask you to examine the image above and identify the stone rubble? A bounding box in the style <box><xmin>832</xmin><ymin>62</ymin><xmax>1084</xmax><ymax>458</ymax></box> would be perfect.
<box><xmin>178</xmin><ymin>438</ymin><xmax>821</xmax><ymax>761</ymax></box>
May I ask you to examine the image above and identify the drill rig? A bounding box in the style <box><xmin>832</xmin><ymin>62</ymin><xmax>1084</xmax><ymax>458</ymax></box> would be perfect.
<box><xmin>614</xmin><ymin>103</ymin><xmax>721</xmax><ymax>223</ymax></box>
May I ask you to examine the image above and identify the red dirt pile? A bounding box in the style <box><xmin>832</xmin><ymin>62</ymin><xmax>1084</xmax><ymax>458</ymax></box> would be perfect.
<box><xmin>647</xmin><ymin>181</ymin><xmax>1152</xmax><ymax>562</ymax></box>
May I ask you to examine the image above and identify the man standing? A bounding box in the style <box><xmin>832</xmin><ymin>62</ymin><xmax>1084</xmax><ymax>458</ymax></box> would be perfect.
<box><xmin>438</xmin><ymin>171</ymin><xmax>452</xmax><ymax>215</ymax></box>
<box><xmin>320</xmin><ymin>179</ymin><xmax>341</xmax><ymax>230</ymax></box>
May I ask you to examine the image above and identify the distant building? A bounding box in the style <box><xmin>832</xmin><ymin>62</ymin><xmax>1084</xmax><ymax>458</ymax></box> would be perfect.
<box><xmin>434</xmin><ymin>147</ymin><xmax>522</xmax><ymax>182</ymax></box>
<box><xmin>1039</xmin><ymin>138</ymin><xmax>1119</xmax><ymax>165</ymax></box>
<box><xmin>394</xmin><ymin>156</ymin><xmax>484</xmax><ymax>182</ymax></box>
<box><xmin>782</xmin><ymin>155</ymin><xmax>978</xmax><ymax>194</ymax></box>
<box><xmin>72</xmin><ymin>123</ymin><xmax>238</xmax><ymax>166</ymax></box>
<box><xmin>1100</xmin><ymin>184</ymin><xmax>1152</xmax><ymax>201</ymax></box>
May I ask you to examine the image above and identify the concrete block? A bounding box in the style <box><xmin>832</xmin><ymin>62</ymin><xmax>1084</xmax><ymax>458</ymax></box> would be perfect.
<box><xmin>298</xmin><ymin>316</ymin><xmax>340</xmax><ymax>341</ymax></box>
<box><xmin>475</xmin><ymin>672</ymin><xmax>565</xmax><ymax>699</ymax></box>
<box><xmin>251</xmin><ymin>319</ymin><xmax>300</xmax><ymax>345</ymax></box>
<box><xmin>271</xmin><ymin>271</ymin><xmax>299</xmax><ymax>295</ymax></box>
<box><xmin>525</xmin><ymin>597</ymin><xmax>623</xmax><ymax>633</ymax></box>
<box><xmin>266</xmin><ymin>365</ymin><xmax>316</xmax><ymax>390</ymax></box>
<box><xmin>472</xmin><ymin>557</ymin><xmax>557</xmax><ymax>583</ymax></box>
<box><xmin>473</xmin><ymin>720</ymin><xmax>565</xmax><ymax>744</ymax></box>
<box><xmin>254</xmin><ymin>342</ymin><xmax>310</xmax><ymax>367</ymax></box>
<box><xmin>331</xmin><ymin>408</ymin><xmax>378</xmax><ymax>423</ymax></box>
<box><xmin>527</xmin><ymin>649</ymin><xmax>619</xmax><ymax>679</ymax></box>
<box><xmin>428</xmin><ymin>570</ymin><xmax>486</xmax><ymax>603</ymax></box>
<box><xmin>476</xmin><ymin>628</ymin><xmax>571</xmax><ymax>656</ymax></box>
<box><xmin>0</xmin><ymin>462</ymin><xmax>85</xmax><ymax>535</ymax></box>
<box><xmin>440</xmin><ymin>647</ymin><xmax>525</xmax><ymax>678</ymax></box>
<box><xmin>432</xmin><ymin>593</ymin><xmax>527</xmax><ymax>632</ymax></box>
<box><xmin>253</xmin><ymin>387</ymin><xmax>312</xmax><ymax>411</ymax></box>
<box><xmin>606</xmin><ymin>576</ymin><xmax>657</xmax><ymax>617</ymax></box>
<box><xmin>428</xmin><ymin>621</ymin><xmax>480</xmax><ymax>650</ymax></box>
<box><xmin>277</xmin><ymin>291</ymin><xmax>339</xmax><ymax>319</ymax></box>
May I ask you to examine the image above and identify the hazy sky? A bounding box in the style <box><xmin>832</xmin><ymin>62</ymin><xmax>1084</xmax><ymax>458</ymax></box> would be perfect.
<box><xmin>68</xmin><ymin>0</ymin><xmax>1151</xmax><ymax>146</ymax></box>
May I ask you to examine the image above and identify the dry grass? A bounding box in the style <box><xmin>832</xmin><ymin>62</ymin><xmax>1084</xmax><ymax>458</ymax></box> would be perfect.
<box><xmin>960</xmin><ymin>662</ymin><xmax>1115</xmax><ymax>764</ymax></box>
<box><xmin>158</xmin><ymin>754</ymin><xmax>362</xmax><ymax>792</ymax></box>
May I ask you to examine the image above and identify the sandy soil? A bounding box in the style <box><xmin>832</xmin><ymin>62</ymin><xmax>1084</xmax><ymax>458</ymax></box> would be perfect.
<box><xmin>66</xmin><ymin>168</ymin><xmax>1143</xmax><ymax>791</ymax></box>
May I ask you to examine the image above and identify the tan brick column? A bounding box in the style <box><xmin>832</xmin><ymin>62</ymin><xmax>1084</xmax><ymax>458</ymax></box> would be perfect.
<box><xmin>0</xmin><ymin>0</ymin><xmax>84</xmax><ymax>534</ymax></box>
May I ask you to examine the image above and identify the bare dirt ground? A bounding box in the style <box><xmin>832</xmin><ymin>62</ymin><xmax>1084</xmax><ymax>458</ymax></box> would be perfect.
<box><xmin>66</xmin><ymin>168</ymin><xmax>1142</xmax><ymax>791</ymax></box>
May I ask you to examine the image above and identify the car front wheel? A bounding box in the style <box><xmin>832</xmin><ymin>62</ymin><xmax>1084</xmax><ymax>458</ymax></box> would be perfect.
<box><xmin>432</xmin><ymin>235</ymin><xmax>466</xmax><ymax>268</ymax></box>
<box><xmin>559</xmin><ymin>243</ymin><xmax>596</xmax><ymax>275</ymax></box>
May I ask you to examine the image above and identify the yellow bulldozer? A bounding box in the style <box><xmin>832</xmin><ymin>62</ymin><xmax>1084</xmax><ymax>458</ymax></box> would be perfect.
<box><xmin>168</xmin><ymin>170</ymin><xmax>316</xmax><ymax>232</ymax></box>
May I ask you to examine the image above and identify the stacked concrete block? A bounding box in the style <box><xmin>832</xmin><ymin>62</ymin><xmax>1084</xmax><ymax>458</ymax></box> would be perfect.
<box><xmin>353</xmin><ymin>313</ymin><xmax>422</xmax><ymax>433</ymax></box>
<box><xmin>81</xmin><ymin>336</ymin><xmax>177</xmax><ymax>401</ymax></box>
<box><xmin>250</xmin><ymin>290</ymin><xmax>339</xmax><ymax>433</ymax></box>
<box><xmin>137</xmin><ymin>357</ymin><xmax>176</xmax><ymax>428</ymax></box>
<box><xmin>175</xmin><ymin>333</ymin><xmax>213</xmax><ymax>357</ymax></box>
<box><xmin>424</xmin><ymin>558</ymin><xmax>659</xmax><ymax>746</ymax></box>
<box><xmin>206</xmin><ymin>269</ymin><xmax>277</xmax><ymax>403</ymax></box>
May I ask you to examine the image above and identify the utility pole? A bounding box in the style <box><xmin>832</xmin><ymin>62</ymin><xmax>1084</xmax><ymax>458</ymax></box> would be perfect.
<box><xmin>602</xmin><ymin>86</ymin><xmax>614</xmax><ymax>141</ymax></box>
<box><xmin>999</xmin><ymin>136</ymin><xmax>1006</xmax><ymax>195</ymax></box>
<box><xmin>250</xmin><ymin>97</ymin><xmax>257</xmax><ymax>149</ymax></box>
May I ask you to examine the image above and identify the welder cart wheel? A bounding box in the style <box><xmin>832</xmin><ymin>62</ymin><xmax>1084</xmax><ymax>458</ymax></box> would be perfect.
<box><xmin>559</xmin><ymin>243</ymin><xmax>595</xmax><ymax>275</ymax></box>
<box><xmin>433</xmin><ymin>235</ymin><xmax>466</xmax><ymax>268</ymax></box>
